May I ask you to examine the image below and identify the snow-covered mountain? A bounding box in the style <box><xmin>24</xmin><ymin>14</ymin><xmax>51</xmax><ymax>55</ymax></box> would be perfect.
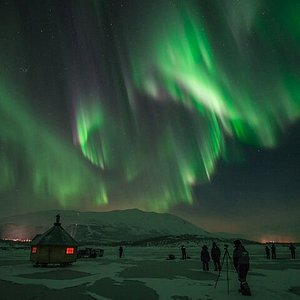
<box><xmin>0</xmin><ymin>209</ymin><xmax>211</xmax><ymax>243</ymax></box>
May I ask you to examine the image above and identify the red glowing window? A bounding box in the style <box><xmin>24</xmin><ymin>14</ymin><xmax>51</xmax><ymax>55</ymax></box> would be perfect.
<box><xmin>66</xmin><ymin>247</ymin><xmax>74</xmax><ymax>254</ymax></box>
<box><xmin>32</xmin><ymin>247</ymin><xmax>37</xmax><ymax>254</ymax></box>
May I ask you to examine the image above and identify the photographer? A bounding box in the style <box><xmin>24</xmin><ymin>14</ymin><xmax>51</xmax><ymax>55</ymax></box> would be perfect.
<box><xmin>201</xmin><ymin>245</ymin><xmax>210</xmax><ymax>271</ymax></box>
<box><xmin>233</xmin><ymin>240</ymin><xmax>251</xmax><ymax>296</ymax></box>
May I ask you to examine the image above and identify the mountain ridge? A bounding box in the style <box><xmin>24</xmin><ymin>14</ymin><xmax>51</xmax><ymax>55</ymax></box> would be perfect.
<box><xmin>0</xmin><ymin>209</ymin><xmax>211</xmax><ymax>243</ymax></box>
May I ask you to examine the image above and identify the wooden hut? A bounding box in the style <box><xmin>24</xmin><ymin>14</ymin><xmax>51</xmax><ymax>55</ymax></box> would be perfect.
<box><xmin>30</xmin><ymin>214</ymin><xmax>78</xmax><ymax>266</ymax></box>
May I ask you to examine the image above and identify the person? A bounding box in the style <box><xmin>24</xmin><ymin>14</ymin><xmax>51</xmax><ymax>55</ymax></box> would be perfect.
<box><xmin>265</xmin><ymin>245</ymin><xmax>270</xmax><ymax>259</ymax></box>
<box><xmin>119</xmin><ymin>246</ymin><xmax>124</xmax><ymax>258</ymax></box>
<box><xmin>201</xmin><ymin>245</ymin><xmax>210</xmax><ymax>271</ymax></box>
<box><xmin>289</xmin><ymin>243</ymin><xmax>296</xmax><ymax>259</ymax></box>
<box><xmin>181</xmin><ymin>245</ymin><xmax>187</xmax><ymax>260</ymax></box>
<box><xmin>271</xmin><ymin>243</ymin><xmax>276</xmax><ymax>259</ymax></box>
<box><xmin>233</xmin><ymin>240</ymin><xmax>251</xmax><ymax>296</ymax></box>
<box><xmin>211</xmin><ymin>242</ymin><xmax>221</xmax><ymax>271</ymax></box>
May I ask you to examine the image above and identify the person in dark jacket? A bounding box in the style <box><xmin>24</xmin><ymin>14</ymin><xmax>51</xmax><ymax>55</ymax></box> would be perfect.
<box><xmin>265</xmin><ymin>245</ymin><xmax>270</xmax><ymax>259</ymax></box>
<box><xmin>201</xmin><ymin>245</ymin><xmax>210</xmax><ymax>271</ymax></box>
<box><xmin>119</xmin><ymin>246</ymin><xmax>124</xmax><ymax>258</ymax></box>
<box><xmin>211</xmin><ymin>242</ymin><xmax>221</xmax><ymax>271</ymax></box>
<box><xmin>289</xmin><ymin>243</ymin><xmax>296</xmax><ymax>259</ymax></box>
<box><xmin>233</xmin><ymin>240</ymin><xmax>251</xmax><ymax>296</ymax></box>
<box><xmin>181</xmin><ymin>245</ymin><xmax>187</xmax><ymax>260</ymax></box>
<box><xmin>271</xmin><ymin>243</ymin><xmax>276</xmax><ymax>259</ymax></box>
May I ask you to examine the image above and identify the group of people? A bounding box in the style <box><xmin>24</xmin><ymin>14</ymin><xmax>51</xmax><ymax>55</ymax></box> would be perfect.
<box><xmin>119</xmin><ymin>241</ymin><xmax>252</xmax><ymax>295</ymax></box>
<box><xmin>265</xmin><ymin>243</ymin><xmax>296</xmax><ymax>259</ymax></box>
<box><xmin>181</xmin><ymin>240</ymin><xmax>251</xmax><ymax>295</ymax></box>
<box><xmin>199</xmin><ymin>242</ymin><xmax>221</xmax><ymax>272</ymax></box>
<box><xmin>181</xmin><ymin>240</ymin><xmax>249</xmax><ymax>277</ymax></box>
<box><xmin>265</xmin><ymin>243</ymin><xmax>277</xmax><ymax>259</ymax></box>
<box><xmin>118</xmin><ymin>240</ymin><xmax>296</xmax><ymax>296</ymax></box>
<box><xmin>181</xmin><ymin>242</ymin><xmax>222</xmax><ymax>272</ymax></box>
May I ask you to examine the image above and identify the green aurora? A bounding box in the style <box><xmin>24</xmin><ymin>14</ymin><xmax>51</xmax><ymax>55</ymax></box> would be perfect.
<box><xmin>74</xmin><ymin>1</ymin><xmax>300</xmax><ymax>210</ymax></box>
<box><xmin>0</xmin><ymin>0</ymin><xmax>300</xmax><ymax>239</ymax></box>
<box><xmin>0</xmin><ymin>80</ymin><xmax>108</xmax><ymax>208</ymax></box>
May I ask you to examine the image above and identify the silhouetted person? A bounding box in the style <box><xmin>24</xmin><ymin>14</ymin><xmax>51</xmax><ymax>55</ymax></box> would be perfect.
<box><xmin>201</xmin><ymin>245</ymin><xmax>210</xmax><ymax>271</ymax></box>
<box><xmin>119</xmin><ymin>246</ymin><xmax>124</xmax><ymax>258</ymax></box>
<box><xmin>181</xmin><ymin>245</ymin><xmax>187</xmax><ymax>260</ymax></box>
<box><xmin>271</xmin><ymin>243</ymin><xmax>276</xmax><ymax>259</ymax></box>
<box><xmin>265</xmin><ymin>245</ymin><xmax>270</xmax><ymax>259</ymax></box>
<box><xmin>233</xmin><ymin>240</ymin><xmax>251</xmax><ymax>296</ymax></box>
<box><xmin>289</xmin><ymin>243</ymin><xmax>296</xmax><ymax>259</ymax></box>
<box><xmin>211</xmin><ymin>242</ymin><xmax>221</xmax><ymax>271</ymax></box>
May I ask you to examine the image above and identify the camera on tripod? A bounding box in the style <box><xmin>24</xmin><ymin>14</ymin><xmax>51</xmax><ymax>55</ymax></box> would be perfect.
<box><xmin>215</xmin><ymin>243</ymin><xmax>233</xmax><ymax>294</ymax></box>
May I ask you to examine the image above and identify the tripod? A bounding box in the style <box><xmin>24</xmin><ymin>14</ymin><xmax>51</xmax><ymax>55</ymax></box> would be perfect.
<box><xmin>214</xmin><ymin>245</ymin><xmax>233</xmax><ymax>295</ymax></box>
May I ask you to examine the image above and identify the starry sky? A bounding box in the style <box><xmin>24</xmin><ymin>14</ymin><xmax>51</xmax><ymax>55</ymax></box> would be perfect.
<box><xmin>1</xmin><ymin>0</ymin><xmax>300</xmax><ymax>241</ymax></box>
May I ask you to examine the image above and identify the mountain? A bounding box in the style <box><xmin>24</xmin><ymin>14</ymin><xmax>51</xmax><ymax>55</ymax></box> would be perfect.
<box><xmin>213</xmin><ymin>232</ymin><xmax>246</xmax><ymax>239</ymax></box>
<box><xmin>0</xmin><ymin>209</ymin><xmax>211</xmax><ymax>244</ymax></box>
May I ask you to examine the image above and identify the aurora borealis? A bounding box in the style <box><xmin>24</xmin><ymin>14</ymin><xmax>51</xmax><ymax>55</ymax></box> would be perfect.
<box><xmin>1</xmin><ymin>0</ymin><xmax>300</xmax><ymax>241</ymax></box>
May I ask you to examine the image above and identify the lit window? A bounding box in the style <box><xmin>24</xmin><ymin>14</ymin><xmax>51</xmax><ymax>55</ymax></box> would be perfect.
<box><xmin>32</xmin><ymin>247</ymin><xmax>37</xmax><ymax>254</ymax></box>
<box><xmin>66</xmin><ymin>247</ymin><xmax>74</xmax><ymax>254</ymax></box>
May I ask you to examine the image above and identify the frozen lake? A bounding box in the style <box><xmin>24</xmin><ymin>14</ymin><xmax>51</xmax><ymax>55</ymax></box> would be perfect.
<box><xmin>0</xmin><ymin>244</ymin><xmax>299</xmax><ymax>299</ymax></box>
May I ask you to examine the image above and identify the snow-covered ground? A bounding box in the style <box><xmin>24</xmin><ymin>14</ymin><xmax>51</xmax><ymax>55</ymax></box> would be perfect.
<box><xmin>0</xmin><ymin>244</ymin><xmax>299</xmax><ymax>299</ymax></box>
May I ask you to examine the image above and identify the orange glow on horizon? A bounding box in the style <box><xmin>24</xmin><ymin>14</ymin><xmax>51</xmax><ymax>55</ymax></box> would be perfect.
<box><xmin>260</xmin><ymin>234</ymin><xmax>297</xmax><ymax>244</ymax></box>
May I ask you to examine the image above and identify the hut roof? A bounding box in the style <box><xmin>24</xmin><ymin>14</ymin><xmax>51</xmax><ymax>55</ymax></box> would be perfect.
<box><xmin>31</xmin><ymin>234</ymin><xmax>41</xmax><ymax>243</ymax></box>
<box><xmin>31</xmin><ymin>215</ymin><xmax>78</xmax><ymax>246</ymax></box>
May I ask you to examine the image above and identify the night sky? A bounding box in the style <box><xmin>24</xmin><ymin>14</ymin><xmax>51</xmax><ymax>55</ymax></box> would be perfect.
<box><xmin>1</xmin><ymin>0</ymin><xmax>300</xmax><ymax>241</ymax></box>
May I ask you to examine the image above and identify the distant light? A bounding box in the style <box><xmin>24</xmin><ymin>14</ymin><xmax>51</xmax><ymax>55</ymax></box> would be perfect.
<box><xmin>261</xmin><ymin>236</ymin><xmax>296</xmax><ymax>244</ymax></box>
<box><xmin>66</xmin><ymin>247</ymin><xmax>75</xmax><ymax>254</ymax></box>
<box><xmin>3</xmin><ymin>238</ymin><xmax>32</xmax><ymax>242</ymax></box>
<box><xmin>31</xmin><ymin>247</ymin><xmax>37</xmax><ymax>254</ymax></box>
